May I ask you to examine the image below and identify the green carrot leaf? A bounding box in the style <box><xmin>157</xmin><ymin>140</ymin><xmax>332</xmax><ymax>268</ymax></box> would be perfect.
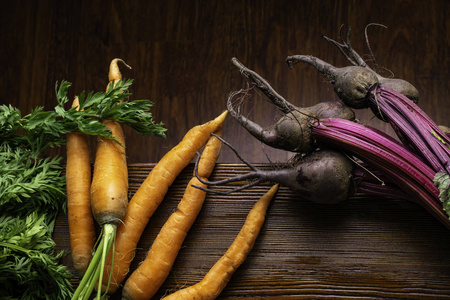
<box><xmin>434</xmin><ymin>172</ymin><xmax>450</xmax><ymax>217</ymax></box>
<box><xmin>0</xmin><ymin>212</ymin><xmax>73</xmax><ymax>299</ymax></box>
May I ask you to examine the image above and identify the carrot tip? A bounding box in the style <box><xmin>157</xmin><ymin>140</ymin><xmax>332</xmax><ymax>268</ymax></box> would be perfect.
<box><xmin>215</xmin><ymin>110</ymin><xmax>229</xmax><ymax>123</ymax></box>
<box><xmin>109</xmin><ymin>58</ymin><xmax>132</xmax><ymax>82</ymax></box>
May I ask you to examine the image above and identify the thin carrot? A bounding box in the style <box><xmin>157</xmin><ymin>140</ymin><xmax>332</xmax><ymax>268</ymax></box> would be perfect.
<box><xmin>121</xmin><ymin>127</ymin><xmax>223</xmax><ymax>300</ymax></box>
<box><xmin>66</xmin><ymin>96</ymin><xmax>95</xmax><ymax>275</ymax></box>
<box><xmin>72</xmin><ymin>59</ymin><xmax>131</xmax><ymax>300</ymax></box>
<box><xmin>161</xmin><ymin>184</ymin><xmax>279</xmax><ymax>300</ymax></box>
<box><xmin>197</xmin><ymin>128</ymin><xmax>223</xmax><ymax>179</ymax></box>
<box><xmin>100</xmin><ymin>110</ymin><xmax>228</xmax><ymax>293</ymax></box>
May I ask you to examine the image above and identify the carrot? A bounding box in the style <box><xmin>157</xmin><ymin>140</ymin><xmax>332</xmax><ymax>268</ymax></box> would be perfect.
<box><xmin>197</xmin><ymin>128</ymin><xmax>223</xmax><ymax>179</ymax></box>
<box><xmin>90</xmin><ymin>118</ymin><xmax>128</xmax><ymax>225</ymax></box>
<box><xmin>107</xmin><ymin>58</ymin><xmax>131</xmax><ymax>90</ymax></box>
<box><xmin>100</xmin><ymin>110</ymin><xmax>228</xmax><ymax>293</ymax></box>
<box><xmin>71</xmin><ymin>59</ymin><xmax>131</xmax><ymax>300</ymax></box>
<box><xmin>91</xmin><ymin>58</ymin><xmax>130</xmax><ymax>224</ymax></box>
<box><xmin>66</xmin><ymin>96</ymin><xmax>96</xmax><ymax>275</ymax></box>
<box><xmin>121</xmin><ymin>127</ymin><xmax>223</xmax><ymax>300</ymax></box>
<box><xmin>161</xmin><ymin>184</ymin><xmax>279</xmax><ymax>300</ymax></box>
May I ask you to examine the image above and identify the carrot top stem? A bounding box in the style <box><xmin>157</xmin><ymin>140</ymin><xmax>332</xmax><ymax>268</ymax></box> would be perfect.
<box><xmin>71</xmin><ymin>224</ymin><xmax>117</xmax><ymax>300</ymax></box>
<box><xmin>71</xmin><ymin>237</ymin><xmax>104</xmax><ymax>299</ymax></box>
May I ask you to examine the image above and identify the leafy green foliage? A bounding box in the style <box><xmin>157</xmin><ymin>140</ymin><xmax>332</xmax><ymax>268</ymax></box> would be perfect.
<box><xmin>0</xmin><ymin>143</ymin><xmax>66</xmax><ymax>224</ymax></box>
<box><xmin>55</xmin><ymin>79</ymin><xmax>166</xmax><ymax>139</ymax></box>
<box><xmin>0</xmin><ymin>78</ymin><xmax>166</xmax><ymax>299</ymax></box>
<box><xmin>435</xmin><ymin>172</ymin><xmax>450</xmax><ymax>217</ymax></box>
<box><xmin>0</xmin><ymin>212</ymin><xmax>73</xmax><ymax>299</ymax></box>
<box><xmin>0</xmin><ymin>79</ymin><xmax>166</xmax><ymax>156</ymax></box>
<box><xmin>0</xmin><ymin>105</ymin><xmax>25</xmax><ymax>148</ymax></box>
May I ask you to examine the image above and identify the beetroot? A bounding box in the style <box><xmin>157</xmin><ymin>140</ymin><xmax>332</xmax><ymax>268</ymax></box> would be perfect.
<box><xmin>228</xmin><ymin>57</ymin><xmax>355</xmax><ymax>153</ymax></box>
<box><xmin>196</xmin><ymin>26</ymin><xmax>450</xmax><ymax>229</ymax></box>
<box><xmin>286</xmin><ymin>25</ymin><xmax>419</xmax><ymax>109</ymax></box>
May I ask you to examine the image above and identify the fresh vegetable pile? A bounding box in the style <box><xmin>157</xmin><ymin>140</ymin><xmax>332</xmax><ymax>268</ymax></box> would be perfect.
<box><xmin>199</xmin><ymin>25</ymin><xmax>450</xmax><ymax>231</ymax></box>
<box><xmin>2</xmin><ymin>24</ymin><xmax>449</xmax><ymax>300</ymax></box>
<box><xmin>65</xmin><ymin>59</ymin><xmax>276</xmax><ymax>300</ymax></box>
<box><xmin>1</xmin><ymin>56</ymin><xmax>272</xmax><ymax>300</ymax></box>
<box><xmin>0</xmin><ymin>59</ymin><xmax>165</xmax><ymax>299</ymax></box>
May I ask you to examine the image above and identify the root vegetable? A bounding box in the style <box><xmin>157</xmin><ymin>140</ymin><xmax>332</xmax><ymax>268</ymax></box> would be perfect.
<box><xmin>265</xmin><ymin>150</ymin><xmax>353</xmax><ymax>204</ymax></box>
<box><xmin>283</xmin><ymin>26</ymin><xmax>449</xmax><ymax>220</ymax></box>
<box><xmin>66</xmin><ymin>96</ymin><xmax>96</xmax><ymax>275</ymax></box>
<box><xmin>286</xmin><ymin>55</ymin><xmax>418</xmax><ymax>109</ymax></box>
<box><xmin>197</xmin><ymin>119</ymin><xmax>449</xmax><ymax>228</ymax></box>
<box><xmin>161</xmin><ymin>184</ymin><xmax>279</xmax><ymax>300</ymax></box>
<box><xmin>99</xmin><ymin>110</ymin><xmax>228</xmax><ymax>294</ymax></box>
<box><xmin>222</xmin><ymin>53</ymin><xmax>450</xmax><ymax>229</ymax></box>
<box><xmin>229</xmin><ymin>57</ymin><xmax>355</xmax><ymax>154</ymax></box>
<box><xmin>71</xmin><ymin>58</ymin><xmax>131</xmax><ymax>300</ymax></box>
<box><xmin>121</xmin><ymin>128</ymin><xmax>223</xmax><ymax>300</ymax></box>
<box><xmin>90</xmin><ymin>118</ymin><xmax>128</xmax><ymax>225</ymax></box>
<box><xmin>286</xmin><ymin>25</ymin><xmax>419</xmax><ymax>108</ymax></box>
<box><xmin>197</xmin><ymin>144</ymin><xmax>354</xmax><ymax>204</ymax></box>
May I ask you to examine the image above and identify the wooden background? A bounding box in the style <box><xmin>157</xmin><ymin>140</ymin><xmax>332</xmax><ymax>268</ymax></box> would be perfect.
<box><xmin>1</xmin><ymin>0</ymin><xmax>450</xmax><ymax>299</ymax></box>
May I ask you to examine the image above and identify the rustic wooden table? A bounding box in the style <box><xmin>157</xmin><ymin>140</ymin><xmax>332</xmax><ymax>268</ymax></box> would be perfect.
<box><xmin>2</xmin><ymin>0</ymin><xmax>449</xmax><ymax>298</ymax></box>
<box><xmin>54</xmin><ymin>163</ymin><xmax>450</xmax><ymax>299</ymax></box>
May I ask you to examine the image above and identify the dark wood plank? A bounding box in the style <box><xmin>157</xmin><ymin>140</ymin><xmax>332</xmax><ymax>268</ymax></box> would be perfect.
<box><xmin>54</xmin><ymin>163</ymin><xmax>450</xmax><ymax>299</ymax></box>
<box><xmin>0</xmin><ymin>0</ymin><xmax>448</xmax><ymax>163</ymax></box>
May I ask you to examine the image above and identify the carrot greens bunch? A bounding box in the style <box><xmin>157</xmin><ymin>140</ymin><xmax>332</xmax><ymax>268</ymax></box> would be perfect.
<box><xmin>0</xmin><ymin>212</ymin><xmax>73</xmax><ymax>300</ymax></box>
<box><xmin>0</xmin><ymin>143</ymin><xmax>65</xmax><ymax>222</ymax></box>
<box><xmin>0</xmin><ymin>71</ymin><xmax>165</xmax><ymax>299</ymax></box>
<box><xmin>0</xmin><ymin>79</ymin><xmax>165</xmax><ymax>156</ymax></box>
<box><xmin>0</xmin><ymin>145</ymin><xmax>70</xmax><ymax>299</ymax></box>
<box><xmin>54</xmin><ymin>79</ymin><xmax>166</xmax><ymax>140</ymax></box>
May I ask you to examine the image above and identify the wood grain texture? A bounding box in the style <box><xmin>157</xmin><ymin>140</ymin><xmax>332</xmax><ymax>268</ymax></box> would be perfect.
<box><xmin>1</xmin><ymin>0</ymin><xmax>449</xmax><ymax>298</ymax></box>
<box><xmin>53</xmin><ymin>163</ymin><xmax>450</xmax><ymax>299</ymax></box>
<box><xmin>0</xmin><ymin>0</ymin><xmax>448</xmax><ymax>163</ymax></box>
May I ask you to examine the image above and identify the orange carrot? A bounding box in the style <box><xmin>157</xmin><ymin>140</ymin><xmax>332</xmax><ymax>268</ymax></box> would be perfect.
<box><xmin>90</xmin><ymin>58</ymin><xmax>129</xmax><ymax>226</ymax></box>
<box><xmin>106</xmin><ymin>58</ymin><xmax>131</xmax><ymax>90</ymax></box>
<box><xmin>121</xmin><ymin>128</ymin><xmax>223</xmax><ymax>300</ymax></box>
<box><xmin>66</xmin><ymin>96</ymin><xmax>95</xmax><ymax>275</ymax></box>
<box><xmin>72</xmin><ymin>59</ymin><xmax>131</xmax><ymax>300</ymax></box>
<box><xmin>90</xmin><ymin>118</ymin><xmax>128</xmax><ymax>225</ymax></box>
<box><xmin>197</xmin><ymin>128</ymin><xmax>223</xmax><ymax>179</ymax></box>
<box><xmin>161</xmin><ymin>184</ymin><xmax>279</xmax><ymax>300</ymax></box>
<box><xmin>100</xmin><ymin>110</ymin><xmax>228</xmax><ymax>293</ymax></box>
